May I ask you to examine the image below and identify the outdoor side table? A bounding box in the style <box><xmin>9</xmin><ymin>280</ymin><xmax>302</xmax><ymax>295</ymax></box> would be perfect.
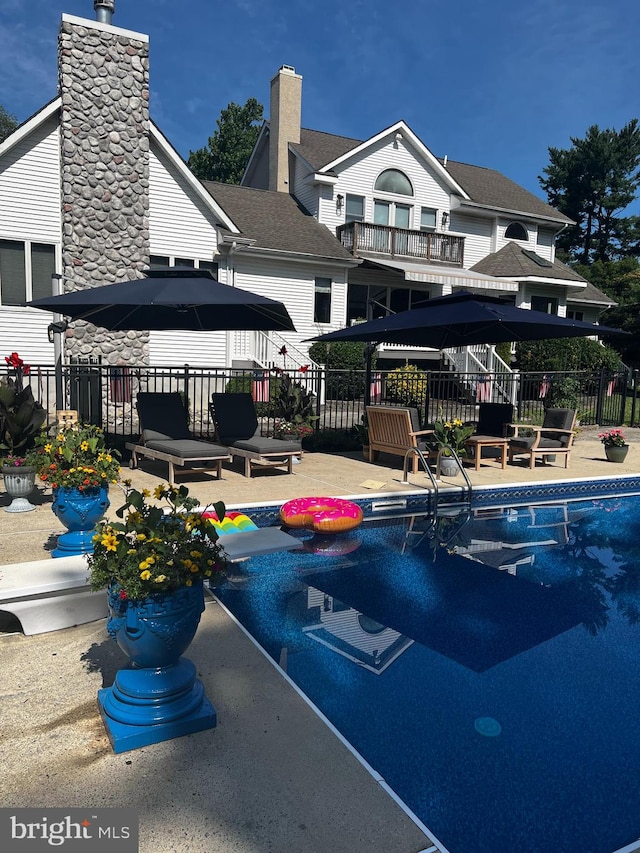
<box><xmin>465</xmin><ymin>435</ymin><xmax>508</xmax><ymax>471</ymax></box>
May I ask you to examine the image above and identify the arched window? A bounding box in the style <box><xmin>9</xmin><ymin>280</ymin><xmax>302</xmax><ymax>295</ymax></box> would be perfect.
<box><xmin>374</xmin><ymin>169</ymin><xmax>413</xmax><ymax>196</ymax></box>
<box><xmin>505</xmin><ymin>222</ymin><xmax>528</xmax><ymax>241</ymax></box>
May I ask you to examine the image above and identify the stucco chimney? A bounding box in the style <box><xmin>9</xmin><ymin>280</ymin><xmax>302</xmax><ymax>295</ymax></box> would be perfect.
<box><xmin>269</xmin><ymin>65</ymin><xmax>302</xmax><ymax>193</ymax></box>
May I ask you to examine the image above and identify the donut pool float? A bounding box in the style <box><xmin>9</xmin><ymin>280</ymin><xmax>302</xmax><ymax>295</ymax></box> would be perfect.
<box><xmin>280</xmin><ymin>496</ymin><xmax>363</xmax><ymax>534</ymax></box>
<box><xmin>202</xmin><ymin>511</ymin><xmax>258</xmax><ymax>536</ymax></box>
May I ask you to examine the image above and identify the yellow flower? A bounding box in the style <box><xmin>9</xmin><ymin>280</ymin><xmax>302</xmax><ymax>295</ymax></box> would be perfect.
<box><xmin>185</xmin><ymin>579</ymin><xmax>192</xmax><ymax>586</ymax></box>
<box><xmin>185</xmin><ymin>515</ymin><xmax>200</xmax><ymax>532</ymax></box>
<box><xmin>444</xmin><ymin>422</ymin><xmax>452</xmax><ymax>430</ymax></box>
<box><xmin>127</xmin><ymin>549</ymin><xmax>137</xmax><ymax>555</ymax></box>
<box><xmin>136</xmin><ymin>533</ymin><xmax>146</xmax><ymax>541</ymax></box>
<box><xmin>44</xmin><ymin>443</ymin><xmax>52</xmax><ymax>453</ymax></box>
<box><xmin>204</xmin><ymin>570</ymin><xmax>212</xmax><ymax>577</ymax></box>
<box><xmin>139</xmin><ymin>560</ymin><xmax>149</xmax><ymax>570</ymax></box>
<box><xmin>80</xmin><ymin>441</ymin><xmax>89</xmax><ymax>451</ymax></box>
<box><xmin>139</xmin><ymin>570</ymin><xmax>151</xmax><ymax>581</ymax></box>
<box><xmin>142</xmin><ymin>488</ymin><xmax>151</xmax><ymax>498</ymax></box>
<box><xmin>100</xmin><ymin>531</ymin><xmax>118</xmax><ymax>552</ymax></box>
<box><xmin>154</xmin><ymin>575</ymin><xmax>167</xmax><ymax>583</ymax></box>
<box><xmin>153</xmin><ymin>485</ymin><xmax>165</xmax><ymax>500</ymax></box>
<box><xmin>189</xmin><ymin>565</ymin><xmax>199</xmax><ymax>573</ymax></box>
<box><xmin>190</xmin><ymin>550</ymin><xmax>202</xmax><ymax>559</ymax></box>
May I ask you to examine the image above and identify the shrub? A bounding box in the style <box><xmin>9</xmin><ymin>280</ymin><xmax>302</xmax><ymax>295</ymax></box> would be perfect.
<box><xmin>309</xmin><ymin>341</ymin><xmax>374</xmax><ymax>400</ymax></box>
<box><xmin>384</xmin><ymin>365</ymin><xmax>428</xmax><ymax>408</ymax></box>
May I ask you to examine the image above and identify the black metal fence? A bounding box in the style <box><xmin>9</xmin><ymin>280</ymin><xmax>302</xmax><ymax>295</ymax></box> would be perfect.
<box><xmin>12</xmin><ymin>362</ymin><xmax>639</xmax><ymax>451</ymax></box>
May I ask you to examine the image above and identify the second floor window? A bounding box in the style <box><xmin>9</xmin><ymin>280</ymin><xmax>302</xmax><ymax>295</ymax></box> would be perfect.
<box><xmin>374</xmin><ymin>201</ymin><xmax>411</xmax><ymax>229</ymax></box>
<box><xmin>420</xmin><ymin>207</ymin><xmax>437</xmax><ymax>230</ymax></box>
<box><xmin>531</xmin><ymin>295</ymin><xmax>558</xmax><ymax>315</ymax></box>
<box><xmin>314</xmin><ymin>277</ymin><xmax>332</xmax><ymax>323</ymax></box>
<box><xmin>505</xmin><ymin>222</ymin><xmax>528</xmax><ymax>241</ymax></box>
<box><xmin>345</xmin><ymin>195</ymin><xmax>365</xmax><ymax>223</ymax></box>
<box><xmin>374</xmin><ymin>169</ymin><xmax>413</xmax><ymax>195</ymax></box>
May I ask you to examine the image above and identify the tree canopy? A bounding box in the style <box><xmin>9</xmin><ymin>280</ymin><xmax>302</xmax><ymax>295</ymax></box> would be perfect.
<box><xmin>187</xmin><ymin>98</ymin><xmax>263</xmax><ymax>184</ymax></box>
<box><xmin>539</xmin><ymin>120</ymin><xmax>640</xmax><ymax>264</ymax></box>
<box><xmin>0</xmin><ymin>105</ymin><xmax>18</xmax><ymax>143</ymax></box>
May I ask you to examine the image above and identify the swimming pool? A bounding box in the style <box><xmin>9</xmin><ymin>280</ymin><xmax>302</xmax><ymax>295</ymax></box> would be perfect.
<box><xmin>215</xmin><ymin>488</ymin><xmax>640</xmax><ymax>853</ymax></box>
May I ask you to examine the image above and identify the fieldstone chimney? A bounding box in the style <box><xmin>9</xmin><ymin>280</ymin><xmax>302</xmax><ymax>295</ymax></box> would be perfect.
<box><xmin>268</xmin><ymin>65</ymin><xmax>302</xmax><ymax>193</ymax></box>
<box><xmin>58</xmin><ymin>11</ymin><xmax>150</xmax><ymax>363</ymax></box>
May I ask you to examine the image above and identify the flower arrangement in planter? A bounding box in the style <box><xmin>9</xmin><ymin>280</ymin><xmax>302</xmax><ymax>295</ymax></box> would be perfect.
<box><xmin>35</xmin><ymin>422</ymin><xmax>121</xmax><ymax>490</ymax></box>
<box><xmin>89</xmin><ymin>482</ymin><xmax>228</xmax><ymax>753</ymax></box>
<box><xmin>1</xmin><ymin>353</ymin><xmax>46</xmax><ymax>463</ymax></box>
<box><xmin>272</xmin><ymin>419</ymin><xmax>314</xmax><ymax>441</ymax></box>
<box><xmin>599</xmin><ymin>428</ymin><xmax>629</xmax><ymax>463</ymax></box>
<box><xmin>598</xmin><ymin>428</ymin><xmax>627</xmax><ymax>448</ymax></box>
<box><xmin>430</xmin><ymin>412</ymin><xmax>475</xmax><ymax>458</ymax></box>
<box><xmin>88</xmin><ymin>482</ymin><xmax>228</xmax><ymax>600</ymax></box>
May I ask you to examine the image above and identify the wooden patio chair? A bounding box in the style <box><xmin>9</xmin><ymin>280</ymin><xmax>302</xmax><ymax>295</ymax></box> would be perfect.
<box><xmin>508</xmin><ymin>408</ymin><xmax>577</xmax><ymax>469</ymax></box>
<box><xmin>365</xmin><ymin>405</ymin><xmax>435</xmax><ymax>474</ymax></box>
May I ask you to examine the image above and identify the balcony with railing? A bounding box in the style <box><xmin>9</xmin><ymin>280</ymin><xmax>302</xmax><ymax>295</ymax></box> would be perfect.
<box><xmin>336</xmin><ymin>221</ymin><xmax>465</xmax><ymax>267</ymax></box>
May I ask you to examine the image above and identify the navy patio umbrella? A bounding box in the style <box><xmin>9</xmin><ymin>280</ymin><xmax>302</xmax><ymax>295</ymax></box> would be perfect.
<box><xmin>307</xmin><ymin>290</ymin><xmax>626</xmax><ymax>350</ymax></box>
<box><xmin>27</xmin><ymin>267</ymin><xmax>295</xmax><ymax>332</ymax></box>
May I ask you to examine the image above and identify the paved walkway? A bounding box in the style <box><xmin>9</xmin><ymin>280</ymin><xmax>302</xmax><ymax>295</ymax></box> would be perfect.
<box><xmin>1</xmin><ymin>429</ymin><xmax>639</xmax><ymax>853</ymax></box>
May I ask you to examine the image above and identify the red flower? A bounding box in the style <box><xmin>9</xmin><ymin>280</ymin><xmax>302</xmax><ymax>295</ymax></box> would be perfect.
<box><xmin>5</xmin><ymin>352</ymin><xmax>23</xmax><ymax>368</ymax></box>
<box><xmin>119</xmin><ymin>590</ymin><xmax>128</xmax><ymax>600</ymax></box>
<box><xmin>299</xmin><ymin>364</ymin><xmax>310</xmax><ymax>373</ymax></box>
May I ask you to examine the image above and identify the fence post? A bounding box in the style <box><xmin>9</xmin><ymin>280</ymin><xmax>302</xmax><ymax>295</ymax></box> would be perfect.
<box><xmin>595</xmin><ymin>368</ymin><xmax>606</xmax><ymax>425</ymax></box>
<box><xmin>631</xmin><ymin>370</ymin><xmax>639</xmax><ymax>428</ymax></box>
<box><xmin>619</xmin><ymin>369</ymin><xmax>629</xmax><ymax>425</ymax></box>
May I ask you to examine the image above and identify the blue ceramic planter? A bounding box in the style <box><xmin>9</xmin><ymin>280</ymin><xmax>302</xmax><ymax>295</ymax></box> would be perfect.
<box><xmin>98</xmin><ymin>580</ymin><xmax>217</xmax><ymax>753</ymax></box>
<box><xmin>51</xmin><ymin>485</ymin><xmax>110</xmax><ymax>558</ymax></box>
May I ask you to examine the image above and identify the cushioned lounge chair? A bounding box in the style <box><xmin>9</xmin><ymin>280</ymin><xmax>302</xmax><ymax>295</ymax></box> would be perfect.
<box><xmin>508</xmin><ymin>407</ymin><xmax>577</xmax><ymax>469</ymax></box>
<box><xmin>126</xmin><ymin>392</ymin><xmax>231</xmax><ymax>482</ymax></box>
<box><xmin>210</xmin><ymin>393</ymin><xmax>301</xmax><ymax>477</ymax></box>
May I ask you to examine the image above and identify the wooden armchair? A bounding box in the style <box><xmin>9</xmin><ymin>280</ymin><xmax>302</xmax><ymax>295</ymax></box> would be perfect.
<box><xmin>508</xmin><ymin>408</ymin><xmax>577</xmax><ymax>469</ymax></box>
<box><xmin>365</xmin><ymin>406</ymin><xmax>434</xmax><ymax>473</ymax></box>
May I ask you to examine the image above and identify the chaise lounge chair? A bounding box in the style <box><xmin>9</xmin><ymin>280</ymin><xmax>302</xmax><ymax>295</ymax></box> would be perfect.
<box><xmin>210</xmin><ymin>392</ymin><xmax>301</xmax><ymax>477</ymax></box>
<box><xmin>126</xmin><ymin>392</ymin><xmax>231</xmax><ymax>482</ymax></box>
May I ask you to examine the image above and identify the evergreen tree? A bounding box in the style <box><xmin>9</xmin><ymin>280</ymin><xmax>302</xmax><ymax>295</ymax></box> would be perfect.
<box><xmin>539</xmin><ymin>120</ymin><xmax>640</xmax><ymax>263</ymax></box>
<box><xmin>0</xmin><ymin>104</ymin><xmax>18</xmax><ymax>143</ymax></box>
<box><xmin>187</xmin><ymin>98</ymin><xmax>263</xmax><ymax>184</ymax></box>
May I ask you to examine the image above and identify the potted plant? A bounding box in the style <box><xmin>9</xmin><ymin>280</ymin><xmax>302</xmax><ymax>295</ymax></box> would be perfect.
<box><xmin>430</xmin><ymin>411</ymin><xmax>475</xmax><ymax>476</ymax></box>
<box><xmin>34</xmin><ymin>421</ymin><xmax>121</xmax><ymax>557</ymax></box>
<box><xmin>88</xmin><ymin>482</ymin><xmax>228</xmax><ymax>753</ymax></box>
<box><xmin>599</xmin><ymin>428</ymin><xmax>629</xmax><ymax>463</ymax></box>
<box><xmin>0</xmin><ymin>352</ymin><xmax>47</xmax><ymax>512</ymax></box>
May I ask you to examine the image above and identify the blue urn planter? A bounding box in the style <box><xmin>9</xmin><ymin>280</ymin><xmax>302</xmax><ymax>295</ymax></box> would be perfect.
<box><xmin>51</xmin><ymin>486</ymin><xmax>110</xmax><ymax>558</ymax></box>
<box><xmin>97</xmin><ymin>580</ymin><xmax>216</xmax><ymax>753</ymax></box>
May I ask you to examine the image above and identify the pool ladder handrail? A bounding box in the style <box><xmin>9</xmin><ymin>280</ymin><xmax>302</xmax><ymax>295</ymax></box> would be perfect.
<box><xmin>402</xmin><ymin>445</ymin><xmax>472</xmax><ymax>511</ymax></box>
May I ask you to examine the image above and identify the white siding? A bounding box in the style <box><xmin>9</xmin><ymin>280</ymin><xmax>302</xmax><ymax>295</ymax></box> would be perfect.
<box><xmin>292</xmin><ymin>157</ymin><xmax>318</xmax><ymax>215</ymax></box>
<box><xmin>149</xmin><ymin>329</ymin><xmax>228</xmax><ymax>366</ymax></box>
<box><xmin>148</xmin><ymin>144</ymin><xmax>220</xmax><ymax>261</ymax></box>
<box><xmin>449</xmin><ymin>212</ymin><xmax>493</xmax><ymax>267</ymax></box>
<box><xmin>321</xmin><ymin>135</ymin><xmax>451</xmax><ymax>238</ymax></box>
<box><xmin>0</xmin><ymin>115</ymin><xmax>61</xmax><ymax>242</ymax></box>
<box><xmin>0</xmin><ymin>308</ymin><xmax>55</xmax><ymax>365</ymax></box>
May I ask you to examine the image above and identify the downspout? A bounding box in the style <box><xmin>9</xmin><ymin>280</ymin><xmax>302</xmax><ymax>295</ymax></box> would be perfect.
<box><xmin>225</xmin><ymin>241</ymin><xmax>240</xmax><ymax>364</ymax></box>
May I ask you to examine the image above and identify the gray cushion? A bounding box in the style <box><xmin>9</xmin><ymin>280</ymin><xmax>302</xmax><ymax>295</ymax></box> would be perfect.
<box><xmin>144</xmin><ymin>439</ymin><xmax>229</xmax><ymax>459</ymax></box>
<box><xmin>232</xmin><ymin>435</ymin><xmax>301</xmax><ymax>454</ymax></box>
<box><xmin>510</xmin><ymin>436</ymin><xmax>566</xmax><ymax>451</ymax></box>
<box><xmin>137</xmin><ymin>392</ymin><xmax>191</xmax><ymax>440</ymax></box>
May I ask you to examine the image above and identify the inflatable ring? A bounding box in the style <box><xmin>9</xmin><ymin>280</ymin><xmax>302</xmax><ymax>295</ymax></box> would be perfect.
<box><xmin>280</xmin><ymin>496</ymin><xmax>363</xmax><ymax>534</ymax></box>
<box><xmin>202</xmin><ymin>511</ymin><xmax>258</xmax><ymax>536</ymax></box>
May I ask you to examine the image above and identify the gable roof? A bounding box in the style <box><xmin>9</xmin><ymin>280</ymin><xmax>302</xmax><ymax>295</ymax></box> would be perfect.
<box><xmin>288</xmin><ymin>127</ymin><xmax>570</xmax><ymax>225</ymax></box>
<box><xmin>202</xmin><ymin>181</ymin><xmax>356</xmax><ymax>261</ymax></box>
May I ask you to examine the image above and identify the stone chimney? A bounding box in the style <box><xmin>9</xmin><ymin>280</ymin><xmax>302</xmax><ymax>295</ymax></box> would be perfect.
<box><xmin>58</xmin><ymin>10</ymin><xmax>150</xmax><ymax>363</ymax></box>
<box><xmin>268</xmin><ymin>65</ymin><xmax>302</xmax><ymax>193</ymax></box>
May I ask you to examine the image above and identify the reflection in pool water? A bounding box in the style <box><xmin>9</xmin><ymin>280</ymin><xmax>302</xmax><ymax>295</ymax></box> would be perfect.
<box><xmin>216</xmin><ymin>494</ymin><xmax>640</xmax><ymax>853</ymax></box>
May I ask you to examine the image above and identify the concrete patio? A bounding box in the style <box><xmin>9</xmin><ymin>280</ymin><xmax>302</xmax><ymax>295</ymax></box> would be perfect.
<box><xmin>1</xmin><ymin>429</ymin><xmax>639</xmax><ymax>853</ymax></box>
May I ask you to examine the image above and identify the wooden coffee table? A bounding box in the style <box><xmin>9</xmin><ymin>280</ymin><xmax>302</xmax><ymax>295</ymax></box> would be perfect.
<box><xmin>465</xmin><ymin>435</ymin><xmax>508</xmax><ymax>471</ymax></box>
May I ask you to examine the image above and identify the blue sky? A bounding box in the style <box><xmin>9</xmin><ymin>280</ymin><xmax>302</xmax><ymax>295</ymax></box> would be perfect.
<box><xmin>2</xmin><ymin>0</ymin><xmax>639</xmax><ymax>209</ymax></box>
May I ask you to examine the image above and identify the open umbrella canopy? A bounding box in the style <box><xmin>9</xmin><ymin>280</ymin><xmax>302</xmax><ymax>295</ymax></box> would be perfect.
<box><xmin>308</xmin><ymin>290</ymin><xmax>627</xmax><ymax>349</ymax></box>
<box><xmin>27</xmin><ymin>268</ymin><xmax>295</xmax><ymax>332</ymax></box>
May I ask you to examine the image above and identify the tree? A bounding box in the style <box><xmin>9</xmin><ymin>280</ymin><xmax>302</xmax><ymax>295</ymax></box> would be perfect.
<box><xmin>0</xmin><ymin>105</ymin><xmax>18</xmax><ymax>143</ymax></box>
<box><xmin>539</xmin><ymin>120</ymin><xmax>640</xmax><ymax>263</ymax></box>
<box><xmin>187</xmin><ymin>98</ymin><xmax>263</xmax><ymax>184</ymax></box>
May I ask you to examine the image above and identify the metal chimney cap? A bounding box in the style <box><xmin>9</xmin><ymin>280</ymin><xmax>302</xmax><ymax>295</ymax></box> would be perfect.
<box><xmin>94</xmin><ymin>0</ymin><xmax>115</xmax><ymax>23</ymax></box>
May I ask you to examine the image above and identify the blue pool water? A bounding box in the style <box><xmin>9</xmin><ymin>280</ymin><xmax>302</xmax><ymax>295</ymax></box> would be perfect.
<box><xmin>215</xmin><ymin>493</ymin><xmax>640</xmax><ymax>853</ymax></box>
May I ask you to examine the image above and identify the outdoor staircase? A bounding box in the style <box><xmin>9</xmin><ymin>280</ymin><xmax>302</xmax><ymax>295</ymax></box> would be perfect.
<box><xmin>443</xmin><ymin>344</ymin><xmax>516</xmax><ymax>405</ymax></box>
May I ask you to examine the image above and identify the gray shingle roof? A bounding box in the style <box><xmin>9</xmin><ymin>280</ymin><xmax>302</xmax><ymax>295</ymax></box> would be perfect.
<box><xmin>471</xmin><ymin>242</ymin><xmax>587</xmax><ymax>281</ymax></box>
<box><xmin>289</xmin><ymin>127</ymin><xmax>570</xmax><ymax>224</ymax></box>
<box><xmin>201</xmin><ymin>181</ymin><xmax>354</xmax><ymax>260</ymax></box>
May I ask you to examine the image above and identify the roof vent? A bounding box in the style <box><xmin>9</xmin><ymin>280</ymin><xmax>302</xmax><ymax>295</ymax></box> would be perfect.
<box><xmin>94</xmin><ymin>1</ymin><xmax>115</xmax><ymax>24</ymax></box>
<box><xmin>280</xmin><ymin>65</ymin><xmax>296</xmax><ymax>73</ymax></box>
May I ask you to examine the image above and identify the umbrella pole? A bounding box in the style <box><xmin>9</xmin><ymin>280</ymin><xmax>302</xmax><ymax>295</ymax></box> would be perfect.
<box><xmin>364</xmin><ymin>344</ymin><xmax>374</xmax><ymax>407</ymax></box>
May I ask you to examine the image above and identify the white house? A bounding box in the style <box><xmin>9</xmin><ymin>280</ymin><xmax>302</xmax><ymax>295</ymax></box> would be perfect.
<box><xmin>0</xmin><ymin>4</ymin><xmax>613</xmax><ymax>375</ymax></box>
